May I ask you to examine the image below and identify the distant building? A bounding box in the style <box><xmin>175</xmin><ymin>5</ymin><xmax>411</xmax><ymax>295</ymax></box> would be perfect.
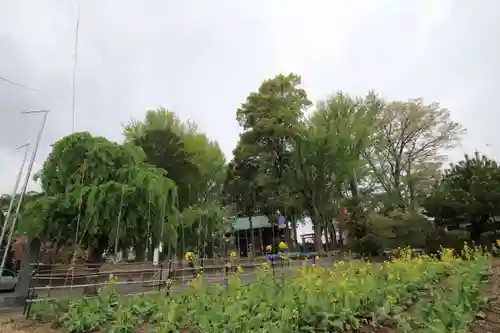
<box><xmin>228</xmin><ymin>215</ymin><xmax>289</xmax><ymax>257</ymax></box>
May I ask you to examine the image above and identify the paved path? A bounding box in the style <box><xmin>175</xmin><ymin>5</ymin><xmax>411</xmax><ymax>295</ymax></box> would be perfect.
<box><xmin>2</xmin><ymin>257</ymin><xmax>339</xmax><ymax>307</ymax></box>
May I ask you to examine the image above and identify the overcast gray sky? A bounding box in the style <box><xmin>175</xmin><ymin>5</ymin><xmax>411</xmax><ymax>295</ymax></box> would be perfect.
<box><xmin>1</xmin><ymin>0</ymin><xmax>499</xmax><ymax>195</ymax></box>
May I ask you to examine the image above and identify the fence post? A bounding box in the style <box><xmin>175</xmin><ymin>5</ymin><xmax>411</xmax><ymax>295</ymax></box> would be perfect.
<box><xmin>15</xmin><ymin>237</ymin><xmax>40</xmax><ymax>307</ymax></box>
<box><xmin>271</xmin><ymin>256</ymin><xmax>276</xmax><ymax>285</ymax></box>
<box><xmin>280</xmin><ymin>255</ymin><xmax>284</xmax><ymax>281</ymax></box>
<box><xmin>158</xmin><ymin>260</ymin><xmax>164</xmax><ymax>292</ymax></box>
<box><xmin>166</xmin><ymin>260</ymin><xmax>172</xmax><ymax>296</ymax></box>
<box><xmin>23</xmin><ymin>264</ymin><xmax>38</xmax><ymax>318</ymax></box>
<box><xmin>224</xmin><ymin>258</ymin><xmax>230</xmax><ymax>287</ymax></box>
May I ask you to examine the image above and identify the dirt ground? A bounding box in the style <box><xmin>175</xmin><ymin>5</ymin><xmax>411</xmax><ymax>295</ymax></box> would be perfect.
<box><xmin>0</xmin><ymin>315</ymin><xmax>58</xmax><ymax>333</ymax></box>
<box><xmin>470</xmin><ymin>259</ymin><xmax>500</xmax><ymax>333</ymax></box>
<box><xmin>4</xmin><ymin>259</ymin><xmax>500</xmax><ymax>333</ymax></box>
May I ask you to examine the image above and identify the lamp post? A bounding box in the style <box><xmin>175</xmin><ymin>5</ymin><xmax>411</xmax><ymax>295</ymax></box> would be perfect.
<box><xmin>0</xmin><ymin>110</ymin><xmax>49</xmax><ymax>278</ymax></box>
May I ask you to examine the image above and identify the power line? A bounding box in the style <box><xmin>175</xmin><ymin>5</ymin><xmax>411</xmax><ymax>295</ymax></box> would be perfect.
<box><xmin>0</xmin><ymin>76</ymin><xmax>41</xmax><ymax>93</ymax></box>
<box><xmin>71</xmin><ymin>1</ymin><xmax>81</xmax><ymax>133</ymax></box>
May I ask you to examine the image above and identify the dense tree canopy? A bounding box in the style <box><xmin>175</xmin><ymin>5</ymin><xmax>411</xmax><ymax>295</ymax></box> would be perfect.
<box><xmin>7</xmin><ymin>71</ymin><xmax>495</xmax><ymax>263</ymax></box>
<box><xmin>224</xmin><ymin>73</ymin><xmax>311</xmax><ymax>254</ymax></box>
<box><xmin>423</xmin><ymin>152</ymin><xmax>500</xmax><ymax>243</ymax></box>
<box><xmin>20</xmin><ymin>132</ymin><xmax>179</xmax><ymax>262</ymax></box>
<box><xmin>363</xmin><ymin>99</ymin><xmax>465</xmax><ymax>212</ymax></box>
<box><xmin>124</xmin><ymin>108</ymin><xmax>228</xmax><ymax>257</ymax></box>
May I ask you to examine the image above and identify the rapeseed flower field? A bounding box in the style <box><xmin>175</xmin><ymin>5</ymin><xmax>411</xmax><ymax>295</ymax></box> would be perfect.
<box><xmin>31</xmin><ymin>245</ymin><xmax>492</xmax><ymax>333</ymax></box>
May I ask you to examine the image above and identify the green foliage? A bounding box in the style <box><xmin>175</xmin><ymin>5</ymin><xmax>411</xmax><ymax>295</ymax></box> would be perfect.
<box><xmin>424</xmin><ymin>152</ymin><xmax>500</xmax><ymax>242</ymax></box>
<box><xmin>348</xmin><ymin>211</ymin><xmax>435</xmax><ymax>255</ymax></box>
<box><xmin>130</xmin><ymin>128</ymin><xmax>199</xmax><ymax>210</ymax></box>
<box><xmin>124</xmin><ymin>108</ymin><xmax>226</xmax><ymax>206</ymax></box>
<box><xmin>228</xmin><ymin>73</ymin><xmax>311</xmax><ymax>215</ymax></box>
<box><xmin>6</xmin><ymin>72</ymin><xmax>477</xmax><ymax>265</ymax></box>
<box><xmin>8</xmin><ymin>70</ymin><xmax>500</xmax><ymax>331</ymax></box>
<box><xmin>222</xmin><ymin>73</ymin><xmax>471</xmax><ymax>252</ymax></box>
<box><xmin>224</xmin><ymin>141</ymin><xmax>262</xmax><ymax>216</ymax></box>
<box><xmin>288</xmin><ymin>92</ymin><xmax>380</xmax><ymax>250</ymax></box>
<box><xmin>225</xmin><ymin>73</ymin><xmax>312</xmax><ymax>253</ymax></box>
<box><xmin>364</xmin><ymin>98</ymin><xmax>464</xmax><ymax>211</ymax></box>
<box><xmin>31</xmin><ymin>247</ymin><xmax>491</xmax><ymax>333</ymax></box>
<box><xmin>124</xmin><ymin>108</ymin><xmax>229</xmax><ymax>256</ymax></box>
<box><xmin>20</xmin><ymin>132</ymin><xmax>179</xmax><ymax>257</ymax></box>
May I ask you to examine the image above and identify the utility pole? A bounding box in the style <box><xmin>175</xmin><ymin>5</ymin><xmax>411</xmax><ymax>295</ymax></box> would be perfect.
<box><xmin>0</xmin><ymin>110</ymin><xmax>49</xmax><ymax>278</ymax></box>
<box><xmin>0</xmin><ymin>143</ymin><xmax>31</xmax><ymax>252</ymax></box>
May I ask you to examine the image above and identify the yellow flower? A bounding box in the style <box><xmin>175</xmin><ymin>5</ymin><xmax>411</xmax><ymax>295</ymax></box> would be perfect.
<box><xmin>184</xmin><ymin>251</ymin><xmax>195</xmax><ymax>261</ymax></box>
<box><xmin>278</xmin><ymin>241</ymin><xmax>288</xmax><ymax>250</ymax></box>
<box><xmin>387</xmin><ymin>295</ymin><xmax>396</xmax><ymax>308</ymax></box>
<box><xmin>230</xmin><ymin>251</ymin><xmax>237</xmax><ymax>258</ymax></box>
<box><xmin>265</xmin><ymin>244</ymin><xmax>272</xmax><ymax>252</ymax></box>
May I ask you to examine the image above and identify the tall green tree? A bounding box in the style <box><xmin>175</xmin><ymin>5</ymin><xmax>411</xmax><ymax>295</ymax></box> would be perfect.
<box><xmin>124</xmin><ymin>108</ymin><xmax>227</xmax><ymax>257</ymax></box>
<box><xmin>235</xmin><ymin>73</ymin><xmax>310</xmax><ymax>183</ymax></box>
<box><xmin>20</xmin><ymin>132</ymin><xmax>179</xmax><ymax>264</ymax></box>
<box><xmin>1</xmin><ymin>191</ymin><xmax>41</xmax><ymax>236</ymax></box>
<box><xmin>289</xmin><ymin>92</ymin><xmax>379</xmax><ymax>251</ymax></box>
<box><xmin>224</xmin><ymin>139</ymin><xmax>264</xmax><ymax>255</ymax></box>
<box><xmin>423</xmin><ymin>152</ymin><xmax>500</xmax><ymax>243</ymax></box>
<box><xmin>364</xmin><ymin>98</ymin><xmax>465</xmax><ymax>212</ymax></box>
<box><xmin>291</xmin><ymin>121</ymin><xmax>342</xmax><ymax>251</ymax></box>
<box><xmin>228</xmin><ymin>73</ymin><xmax>311</xmax><ymax>253</ymax></box>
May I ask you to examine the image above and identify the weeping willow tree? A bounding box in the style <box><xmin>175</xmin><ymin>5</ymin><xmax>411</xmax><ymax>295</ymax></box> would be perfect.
<box><xmin>20</xmin><ymin>132</ymin><xmax>179</xmax><ymax>265</ymax></box>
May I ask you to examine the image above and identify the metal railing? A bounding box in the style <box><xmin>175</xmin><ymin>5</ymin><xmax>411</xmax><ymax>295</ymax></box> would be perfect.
<box><xmin>24</xmin><ymin>252</ymin><xmax>343</xmax><ymax>315</ymax></box>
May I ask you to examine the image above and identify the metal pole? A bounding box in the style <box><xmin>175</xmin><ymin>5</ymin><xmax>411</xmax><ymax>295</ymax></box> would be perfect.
<box><xmin>0</xmin><ymin>110</ymin><xmax>49</xmax><ymax>278</ymax></box>
<box><xmin>71</xmin><ymin>2</ymin><xmax>81</xmax><ymax>133</ymax></box>
<box><xmin>0</xmin><ymin>143</ymin><xmax>31</xmax><ymax>248</ymax></box>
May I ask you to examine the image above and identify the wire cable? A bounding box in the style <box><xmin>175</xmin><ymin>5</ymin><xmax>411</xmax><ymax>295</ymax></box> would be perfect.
<box><xmin>71</xmin><ymin>1</ymin><xmax>81</xmax><ymax>133</ymax></box>
<box><xmin>0</xmin><ymin>76</ymin><xmax>41</xmax><ymax>93</ymax></box>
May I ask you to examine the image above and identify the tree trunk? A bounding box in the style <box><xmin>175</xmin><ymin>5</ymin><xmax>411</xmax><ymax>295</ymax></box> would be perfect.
<box><xmin>159</xmin><ymin>248</ymin><xmax>168</xmax><ymax>262</ymax></box>
<box><xmin>324</xmin><ymin>226</ymin><xmax>330</xmax><ymax>252</ymax></box>
<box><xmin>350</xmin><ymin>172</ymin><xmax>359</xmax><ymax>199</ymax></box>
<box><xmin>408</xmin><ymin>181</ymin><xmax>418</xmax><ymax>213</ymax></box>
<box><xmin>14</xmin><ymin>237</ymin><xmax>41</xmax><ymax>306</ymax></box>
<box><xmin>471</xmin><ymin>215</ymin><xmax>489</xmax><ymax>244</ymax></box>
<box><xmin>83</xmin><ymin>244</ymin><xmax>106</xmax><ymax>295</ymax></box>
<box><xmin>328</xmin><ymin>221</ymin><xmax>337</xmax><ymax>248</ymax></box>
<box><xmin>135</xmin><ymin>242</ymin><xmax>146</xmax><ymax>262</ymax></box>
<box><xmin>337</xmin><ymin>225</ymin><xmax>344</xmax><ymax>247</ymax></box>
<box><xmin>313</xmin><ymin>222</ymin><xmax>322</xmax><ymax>253</ymax></box>
<box><xmin>291</xmin><ymin>219</ymin><xmax>299</xmax><ymax>248</ymax></box>
<box><xmin>349</xmin><ymin>172</ymin><xmax>363</xmax><ymax>221</ymax></box>
<box><xmin>248</xmin><ymin>216</ymin><xmax>255</xmax><ymax>258</ymax></box>
<box><xmin>147</xmin><ymin>241</ymin><xmax>154</xmax><ymax>262</ymax></box>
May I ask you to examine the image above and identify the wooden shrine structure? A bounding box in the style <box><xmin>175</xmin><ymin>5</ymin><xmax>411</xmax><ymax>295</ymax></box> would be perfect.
<box><xmin>228</xmin><ymin>215</ymin><xmax>291</xmax><ymax>257</ymax></box>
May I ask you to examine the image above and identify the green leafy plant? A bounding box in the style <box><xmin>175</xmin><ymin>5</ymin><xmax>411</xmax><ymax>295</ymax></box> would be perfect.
<box><xmin>31</xmin><ymin>246</ymin><xmax>491</xmax><ymax>333</ymax></box>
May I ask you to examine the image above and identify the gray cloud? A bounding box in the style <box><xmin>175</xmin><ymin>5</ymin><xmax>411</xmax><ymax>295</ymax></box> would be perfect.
<box><xmin>1</xmin><ymin>0</ymin><xmax>500</xmax><ymax>194</ymax></box>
